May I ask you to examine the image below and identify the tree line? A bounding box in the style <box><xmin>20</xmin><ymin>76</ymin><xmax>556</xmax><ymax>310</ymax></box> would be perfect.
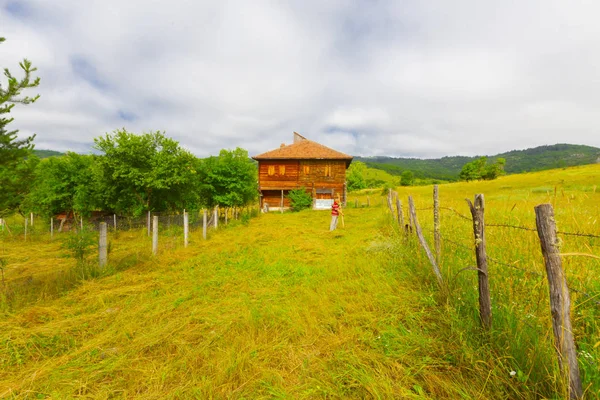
<box><xmin>4</xmin><ymin>129</ymin><xmax>258</xmax><ymax>219</ymax></box>
<box><xmin>1</xmin><ymin>37</ymin><xmax>257</xmax><ymax>219</ymax></box>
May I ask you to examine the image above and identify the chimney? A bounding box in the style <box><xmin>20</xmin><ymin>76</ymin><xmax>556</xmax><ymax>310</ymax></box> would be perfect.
<box><xmin>293</xmin><ymin>132</ymin><xmax>307</xmax><ymax>143</ymax></box>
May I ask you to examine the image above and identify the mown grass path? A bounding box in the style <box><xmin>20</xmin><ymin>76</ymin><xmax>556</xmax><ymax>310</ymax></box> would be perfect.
<box><xmin>2</xmin><ymin>207</ymin><xmax>515</xmax><ymax>399</ymax></box>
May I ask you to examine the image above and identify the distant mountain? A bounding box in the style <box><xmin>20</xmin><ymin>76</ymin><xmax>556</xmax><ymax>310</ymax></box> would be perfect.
<box><xmin>355</xmin><ymin>144</ymin><xmax>600</xmax><ymax>181</ymax></box>
<box><xmin>33</xmin><ymin>149</ymin><xmax>65</xmax><ymax>159</ymax></box>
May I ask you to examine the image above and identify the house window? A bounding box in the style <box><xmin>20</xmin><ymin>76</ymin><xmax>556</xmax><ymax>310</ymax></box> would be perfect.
<box><xmin>279</xmin><ymin>165</ymin><xmax>286</xmax><ymax>175</ymax></box>
<box><xmin>268</xmin><ymin>165</ymin><xmax>275</xmax><ymax>176</ymax></box>
<box><xmin>303</xmin><ymin>165</ymin><xmax>310</xmax><ymax>174</ymax></box>
<box><xmin>325</xmin><ymin>165</ymin><xmax>332</xmax><ymax>177</ymax></box>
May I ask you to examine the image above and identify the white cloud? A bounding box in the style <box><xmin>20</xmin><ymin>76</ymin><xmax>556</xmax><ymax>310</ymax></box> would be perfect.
<box><xmin>1</xmin><ymin>0</ymin><xmax>600</xmax><ymax>159</ymax></box>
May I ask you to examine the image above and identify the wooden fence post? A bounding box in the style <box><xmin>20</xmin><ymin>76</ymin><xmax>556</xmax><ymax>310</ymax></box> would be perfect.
<box><xmin>433</xmin><ymin>185</ymin><xmax>441</xmax><ymax>265</ymax></box>
<box><xmin>214</xmin><ymin>207</ymin><xmax>218</xmax><ymax>229</ymax></box>
<box><xmin>225</xmin><ymin>208</ymin><xmax>228</xmax><ymax>225</ymax></box>
<box><xmin>203</xmin><ymin>209</ymin><xmax>207</xmax><ymax>240</ymax></box>
<box><xmin>152</xmin><ymin>216</ymin><xmax>159</xmax><ymax>255</ymax></box>
<box><xmin>99</xmin><ymin>222</ymin><xmax>107</xmax><ymax>269</ymax></box>
<box><xmin>113</xmin><ymin>214</ymin><xmax>117</xmax><ymax>231</ymax></box>
<box><xmin>408</xmin><ymin>200</ymin><xmax>414</xmax><ymax>234</ymax></box>
<box><xmin>50</xmin><ymin>218</ymin><xmax>54</xmax><ymax>239</ymax></box>
<box><xmin>387</xmin><ymin>189</ymin><xmax>395</xmax><ymax>218</ymax></box>
<box><xmin>184</xmin><ymin>212</ymin><xmax>189</xmax><ymax>248</ymax></box>
<box><xmin>408</xmin><ymin>196</ymin><xmax>443</xmax><ymax>284</ymax></box>
<box><xmin>535</xmin><ymin>204</ymin><xmax>583</xmax><ymax>399</ymax></box>
<box><xmin>30</xmin><ymin>212</ymin><xmax>34</xmax><ymax>227</ymax></box>
<box><xmin>466</xmin><ymin>194</ymin><xmax>492</xmax><ymax>330</ymax></box>
<box><xmin>24</xmin><ymin>217</ymin><xmax>28</xmax><ymax>241</ymax></box>
<box><xmin>396</xmin><ymin>197</ymin><xmax>404</xmax><ymax>229</ymax></box>
<box><xmin>147</xmin><ymin>211</ymin><xmax>151</xmax><ymax>237</ymax></box>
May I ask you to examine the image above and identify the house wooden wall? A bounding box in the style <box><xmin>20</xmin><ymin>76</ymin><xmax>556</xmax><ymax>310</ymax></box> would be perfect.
<box><xmin>258</xmin><ymin>159</ymin><xmax>348</xmax><ymax>208</ymax></box>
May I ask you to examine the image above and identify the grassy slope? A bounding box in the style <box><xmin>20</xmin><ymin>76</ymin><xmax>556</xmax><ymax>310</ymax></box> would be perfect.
<box><xmin>3</xmin><ymin>207</ymin><xmax>517</xmax><ymax>399</ymax></box>
<box><xmin>393</xmin><ymin>164</ymin><xmax>600</xmax><ymax>398</ymax></box>
<box><xmin>1</xmin><ymin>164</ymin><xmax>599</xmax><ymax>399</ymax></box>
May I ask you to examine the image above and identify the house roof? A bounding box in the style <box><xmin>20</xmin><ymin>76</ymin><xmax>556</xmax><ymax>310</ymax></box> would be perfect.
<box><xmin>252</xmin><ymin>133</ymin><xmax>353</xmax><ymax>161</ymax></box>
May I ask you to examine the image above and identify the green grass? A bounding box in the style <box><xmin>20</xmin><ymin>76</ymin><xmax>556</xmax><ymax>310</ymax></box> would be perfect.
<box><xmin>1</xmin><ymin>164</ymin><xmax>599</xmax><ymax>398</ymax></box>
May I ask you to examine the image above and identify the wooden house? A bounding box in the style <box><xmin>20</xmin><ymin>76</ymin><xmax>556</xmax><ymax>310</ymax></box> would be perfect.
<box><xmin>252</xmin><ymin>132</ymin><xmax>353</xmax><ymax>210</ymax></box>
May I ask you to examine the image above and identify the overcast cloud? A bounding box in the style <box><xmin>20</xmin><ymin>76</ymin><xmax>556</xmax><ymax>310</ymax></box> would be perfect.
<box><xmin>2</xmin><ymin>0</ymin><xmax>600</xmax><ymax>158</ymax></box>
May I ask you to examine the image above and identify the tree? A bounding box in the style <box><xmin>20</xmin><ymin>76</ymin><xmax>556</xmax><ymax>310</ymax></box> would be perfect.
<box><xmin>93</xmin><ymin>130</ymin><xmax>198</xmax><ymax>215</ymax></box>
<box><xmin>196</xmin><ymin>148</ymin><xmax>257</xmax><ymax>209</ymax></box>
<box><xmin>0</xmin><ymin>37</ymin><xmax>41</xmax><ymax>216</ymax></box>
<box><xmin>459</xmin><ymin>157</ymin><xmax>506</xmax><ymax>181</ymax></box>
<box><xmin>25</xmin><ymin>153</ymin><xmax>98</xmax><ymax>218</ymax></box>
<box><xmin>287</xmin><ymin>188</ymin><xmax>313</xmax><ymax>211</ymax></box>
<box><xmin>400</xmin><ymin>170</ymin><xmax>414</xmax><ymax>186</ymax></box>
<box><xmin>346</xmin><ymin>161</ymin><xmax>367</xmax><ymax>191</ymax></box>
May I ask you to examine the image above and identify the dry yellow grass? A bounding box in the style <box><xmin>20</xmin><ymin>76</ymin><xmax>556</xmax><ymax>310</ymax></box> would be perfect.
<box><xmin>0</xmin><ymin>164</ymin><xmax>598</xmax><ymax>399</ymax></box>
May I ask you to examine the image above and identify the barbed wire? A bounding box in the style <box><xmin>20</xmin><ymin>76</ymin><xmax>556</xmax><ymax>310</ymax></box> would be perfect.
<box><xmin>438</xmin><ymin>206</ymin><xmax>472</xmax><ymax>221</ymax></box>
<box><xmin>559</xmin><ymin>231</ymin><xmax>600</xmax><ymax>240</ymax></box>
<box><xmin>486</xmin><ymin>223</ymin><xmax>538</xmax><ymax>232</ymax></box>
<box><xmin>421</xmin><ymin>226</ymin><xmax>600</xmax><ymax>305</ymax></box>
<box><xmin>429</xmin><ymin>206</ymin><xmax>600</xmax><ymax>239</ymax></box>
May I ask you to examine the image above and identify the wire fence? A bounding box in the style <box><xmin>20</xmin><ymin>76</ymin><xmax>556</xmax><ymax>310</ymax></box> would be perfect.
<box><xmin>386</xmin><ymin>186</ymin><xmax>599</xmax><ymax>396</ymax></box>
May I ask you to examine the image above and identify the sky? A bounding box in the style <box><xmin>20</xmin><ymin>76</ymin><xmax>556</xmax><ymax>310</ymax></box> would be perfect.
<box><xmin>2</xmin><ymin>0</ymin><xmax>600</xmax><ymax>159</ymax></box>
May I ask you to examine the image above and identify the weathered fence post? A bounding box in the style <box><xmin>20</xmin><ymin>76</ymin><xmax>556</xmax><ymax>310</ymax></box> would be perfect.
<box><xmin>433</xmin><ymin>185</ymin><xmax>441</xmax><ymax>265</ymax></box>
<box><xmin>183</xmin><ymin>211</ymin><xmax>189</xmax><ymax>248</ymax></box>
<box><xmin>50</xmin><ymin>218</ymin><xmax>54</xmax><ymax>239</ymax></box>
<box><xmin>203</xmin><ymin>209</ymin><xmax>207</xmax><ymax>240</ymax></box>
<box><xmin>30</xmin><ymin>212</ymin><xmax>34</xmax><ymax>227</ymax></box>
<box><xmin>225</xmin><ymin>208</ymin><xmax>228</xmax><ymax>225</ymax></box>
<box><xmin>408</xmin><ymin>199</ymin><xmax>414</xmax><ymax>234</ymax></box>
<box><xmin>113</xmin><ymin>214</ymin><xmax>117</xmax><ymax>231</ymax></box>
<box><xmin>535</xmin><ymin>204</ymin><xmax>583</xmax><ymax>399</ymax></box>
<box><xmin>408</xmin><ymin>196</ymin><xmax>443</xmax><ymax>284</ymax></box>
<box><xmin>214</xmin><ymin>207</ymin><xmax>218</xmax><ymax>229</ymax></box>
<box><xmin>466</xmin><ymin>194</ymin><xmax>492</xmax><ymax>330</ymax></box>
<box><xmin>387</xmin><ymin>189</ymin><xmax>395</xmax><ymax>218</ymax></box>
<box><xmin>147</xmin><ymin>210</ymin><xmax>151</xmax><ymax>237</ymax></box>
<box><xmin>99</xmin><ymin>222</ymin><xmax>108</xmax><ymax>269</ymax></box>
<box><xmin>24</xmin><ymin>217</ymin><xmax>28</xmax><ymax>241</ymax></box>
<box><xmin>152</xmin><ymin>216</ymin><xmax>159</xmax><ymax>255</ymax></box>
<box><xmin>80</xmin><ymin>216</ymin><xmax>83</xmax><ymax>231</ymax></box>
<box><xmin>396</xmin><ymin>197</ymin><xmax>404</xmax><ymax>228</ymax></box>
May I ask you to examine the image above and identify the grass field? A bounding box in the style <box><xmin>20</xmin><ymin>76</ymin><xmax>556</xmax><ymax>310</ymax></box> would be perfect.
<box><xmin>1</xmin><ymin>164</ymin><xmax>599</xmax><ymax>399</ymax></box>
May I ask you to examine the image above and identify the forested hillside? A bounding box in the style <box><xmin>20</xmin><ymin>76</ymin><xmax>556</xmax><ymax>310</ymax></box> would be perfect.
<box><xmin>33</xmin><ymin>149</ymin><xmax>64</xmax><ymax>158</ymax></box>
<box><xmin>355</xmin><ymin>143</ymin><xmax>600</xmax><ymax>181</ymax></box>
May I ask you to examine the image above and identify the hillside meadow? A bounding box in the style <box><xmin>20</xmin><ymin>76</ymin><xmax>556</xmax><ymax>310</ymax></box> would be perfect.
<box><xmin>0</xmin><ymin>164</ymin><xmax>599</xmax><ymax>399</ymax></box>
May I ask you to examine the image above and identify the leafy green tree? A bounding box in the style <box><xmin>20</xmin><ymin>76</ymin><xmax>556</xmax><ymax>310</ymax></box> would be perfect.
<box><xmin>25</xmin><ymin>153</ymin><xmax>98</xmax><ymax>218</ymax></box>
<box><xmin>400</xmin><ymin>170</ymin><xmax>414</xmax><ymax>186</ymax></box>
<box><xmin>482</xmin><ymin>157</ymin><xmax>506</xmax><ymax>180</ymax></box>
<box><xmin>346</xmin><ymin>161</ymin><xmax>367</xmax><ymax>191</ymax></box>
<box><xmin>93</xmin><ymin>130</ymin><xmax>198</xmax><ymax>215</ymax></box>
<box><xmin>0</xmin><ymin>37</ymin><xmax>41</xmax><ymax>216</ymax></box>
<box><xmin>287</xmin><ymin>188</ymin><xmax>313</xmax><ymax>211</ymax></box>
<box><xmin>459</xmin><ymin>157</ymin><xmax>506</xmax><ymax>181</ymax></box>
<box><xmin>197</xmin><ymin>148</ymin><xmax>257</xmax><ymax>208</ymax></box>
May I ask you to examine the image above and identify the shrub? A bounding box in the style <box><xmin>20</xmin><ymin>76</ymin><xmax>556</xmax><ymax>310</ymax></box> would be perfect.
<box><xmin>62</xmin><ymin>229</ymin><xmax>96</xmax><ymax>265</ymax></box>
<box><xmin>287</xmin><ymin>188</ymin><xmax>313</xmax><ymax>212</ymax></box>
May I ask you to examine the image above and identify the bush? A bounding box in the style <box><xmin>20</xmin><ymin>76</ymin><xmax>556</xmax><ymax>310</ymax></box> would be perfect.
<box><xmin>287</xmin><ymin>188</ymin><xmax>313</xmax><ymax>212</ymax></box>
<box><xmin>62</xmin><ymin>229</ymin><xmax>96</xmax><ymax>265</ymax></box>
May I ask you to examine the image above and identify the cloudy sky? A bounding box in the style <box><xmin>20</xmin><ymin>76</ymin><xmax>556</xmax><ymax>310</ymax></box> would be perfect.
<box><xmin>2</xmin><ymin>0</ymin><xmax>600</xmax><ymax>159</ymax></box>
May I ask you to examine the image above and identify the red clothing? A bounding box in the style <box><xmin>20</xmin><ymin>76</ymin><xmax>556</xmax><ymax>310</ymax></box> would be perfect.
<box><xmin>331</xmin><ymin>201</ymin><xmax>340</xmax><ymax>216</ymax></box>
